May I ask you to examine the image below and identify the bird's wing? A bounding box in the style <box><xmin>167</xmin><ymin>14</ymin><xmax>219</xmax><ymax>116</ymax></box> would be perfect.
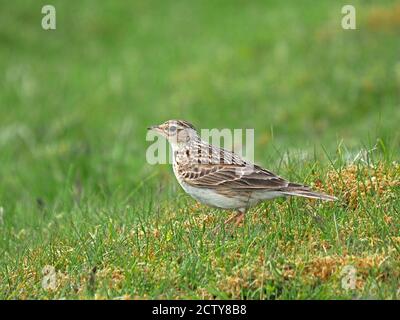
<box><xmin>178</xmin><ymin>162</ymin><xmax>290</xmax><ymax>190</ymax></box>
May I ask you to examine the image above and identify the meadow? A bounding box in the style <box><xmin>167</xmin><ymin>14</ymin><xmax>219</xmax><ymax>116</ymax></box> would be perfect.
<box><xmin>0</xmin><ymin>0</ymin><xmax>399</xmax><ymax>299</ymax></box>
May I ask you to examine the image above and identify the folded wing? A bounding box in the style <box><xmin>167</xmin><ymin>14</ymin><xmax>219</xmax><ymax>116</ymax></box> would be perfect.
<box><xmin>179</xmin><ymin>163</ymin><xmax>290</xmax><ymax>190</ymax></box>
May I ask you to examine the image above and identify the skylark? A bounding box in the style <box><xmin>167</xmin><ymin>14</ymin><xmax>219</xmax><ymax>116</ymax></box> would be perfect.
<box><xmin>148</xmin><ymin>120</ymin><xmax>336</xmax><ymax>227</ymax></box>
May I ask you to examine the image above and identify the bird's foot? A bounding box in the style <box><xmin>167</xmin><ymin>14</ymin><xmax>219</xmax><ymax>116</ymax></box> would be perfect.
<box><xmin>212</xmin><ymin>211</ymin><xmax>245</xmax><ymax>235</ymax></box>
<box><xmin>232</xmin><ymin>211</ymin><xmax>245</xmax><ymax>226</ymax></box>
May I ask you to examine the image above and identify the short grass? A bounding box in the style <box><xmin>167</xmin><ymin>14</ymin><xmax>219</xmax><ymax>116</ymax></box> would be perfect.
<box><xmin>0</xmin><ymin>0</ymin><xmax>399</xmax><ymax>299</ymax></box>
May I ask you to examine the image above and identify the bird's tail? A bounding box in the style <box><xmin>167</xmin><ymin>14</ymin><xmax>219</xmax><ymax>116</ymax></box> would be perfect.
<box><xmin>282</xmin><ymin>184</ymin><xmax>337</xmax><ymax>201</ymax></box>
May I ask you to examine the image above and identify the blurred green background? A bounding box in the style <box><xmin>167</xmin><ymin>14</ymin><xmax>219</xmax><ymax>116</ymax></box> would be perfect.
<box><xmin>0</xmin><ymin>0</ymin><xmax>399</xmax><ymax>298</ymax></box>
<box><xmin>1</xmin><ymin>0</ymin><xmax>399</xmax><ymax>228</ymax></box>
<box><xmin>1</xmin><ymin>0</ymin><xmax>399</xmax><ymax>223</ymax></box>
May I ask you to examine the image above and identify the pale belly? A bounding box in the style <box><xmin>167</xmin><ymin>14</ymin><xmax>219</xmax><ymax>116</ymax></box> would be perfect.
<box><xmin>180</xmin><ymin>181</ymin><xmax>248</xmax><ymax>209</ymax></box>
<box><xmin>176</xmin><ymin>177</ymin><xmax>282</xmax><ymax>210</ymax></box>
<box><xmin>172</xmin><ymin>160</ymin><xmax>283</xmax><ymax>210</ymax></box>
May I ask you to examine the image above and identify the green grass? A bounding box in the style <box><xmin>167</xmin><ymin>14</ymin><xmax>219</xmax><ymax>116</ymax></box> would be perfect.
<box><xmin>0</xmin><ymin>0</ymin><xmax>399</xmax><ymax>299</ymax></box>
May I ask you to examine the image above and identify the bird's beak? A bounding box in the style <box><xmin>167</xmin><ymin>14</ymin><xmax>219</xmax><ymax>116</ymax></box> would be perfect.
<box><xmin>147</xmin><ymin>125</ymin><xmax>163</xmax><ymax>134</ymax></box>
<box><xmin>148</xmin><ymin>125</ymin><xmax>159</xmax><ymax>131</ymax></box>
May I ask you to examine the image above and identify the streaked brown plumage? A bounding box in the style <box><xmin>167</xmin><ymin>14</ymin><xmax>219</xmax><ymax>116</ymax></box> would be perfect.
<box><xmin>148</xmin><ymin>120</ymin><xmax>337</xmax><ymax>227</ymax></box>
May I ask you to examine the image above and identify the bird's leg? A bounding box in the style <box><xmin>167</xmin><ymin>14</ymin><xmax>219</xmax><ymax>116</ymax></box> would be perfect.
<box><xmin>224</xmin><ymin>211</ymin><xmax>244</xmax><ymax>225</ymax></box>
<box><xmin>212</xmin><ymin>210</ymin><xmax>246</xmax><ymax>235</ymax></box>
<box><xmin>225</xmin><ymin>209</ymin><xmax>245</xmax><ymax>227</ymax></box>
<box><xmin>233</xmin><ymin>211</ymin><xmax>245</xmax><ymax>226</ymax></box>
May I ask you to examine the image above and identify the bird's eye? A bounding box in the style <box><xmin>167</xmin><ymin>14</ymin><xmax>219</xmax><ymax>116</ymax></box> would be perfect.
<box><xmin>168</xmin><ymin>125</ymin><xmax>177</xmax><ymax>133</ymax></box>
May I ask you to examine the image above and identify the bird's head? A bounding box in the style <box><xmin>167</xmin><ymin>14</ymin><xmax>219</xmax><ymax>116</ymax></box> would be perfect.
<box><xmin>148</xmin><ymin>120</ymin><xmax>199</xmax><ymax>149</ymax></box>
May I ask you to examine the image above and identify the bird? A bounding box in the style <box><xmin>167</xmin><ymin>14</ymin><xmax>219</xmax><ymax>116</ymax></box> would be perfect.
<box><xmin>148</xmin><ymin>120</ymin><xmax>337</xmax><ymax>228</ymax></box>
